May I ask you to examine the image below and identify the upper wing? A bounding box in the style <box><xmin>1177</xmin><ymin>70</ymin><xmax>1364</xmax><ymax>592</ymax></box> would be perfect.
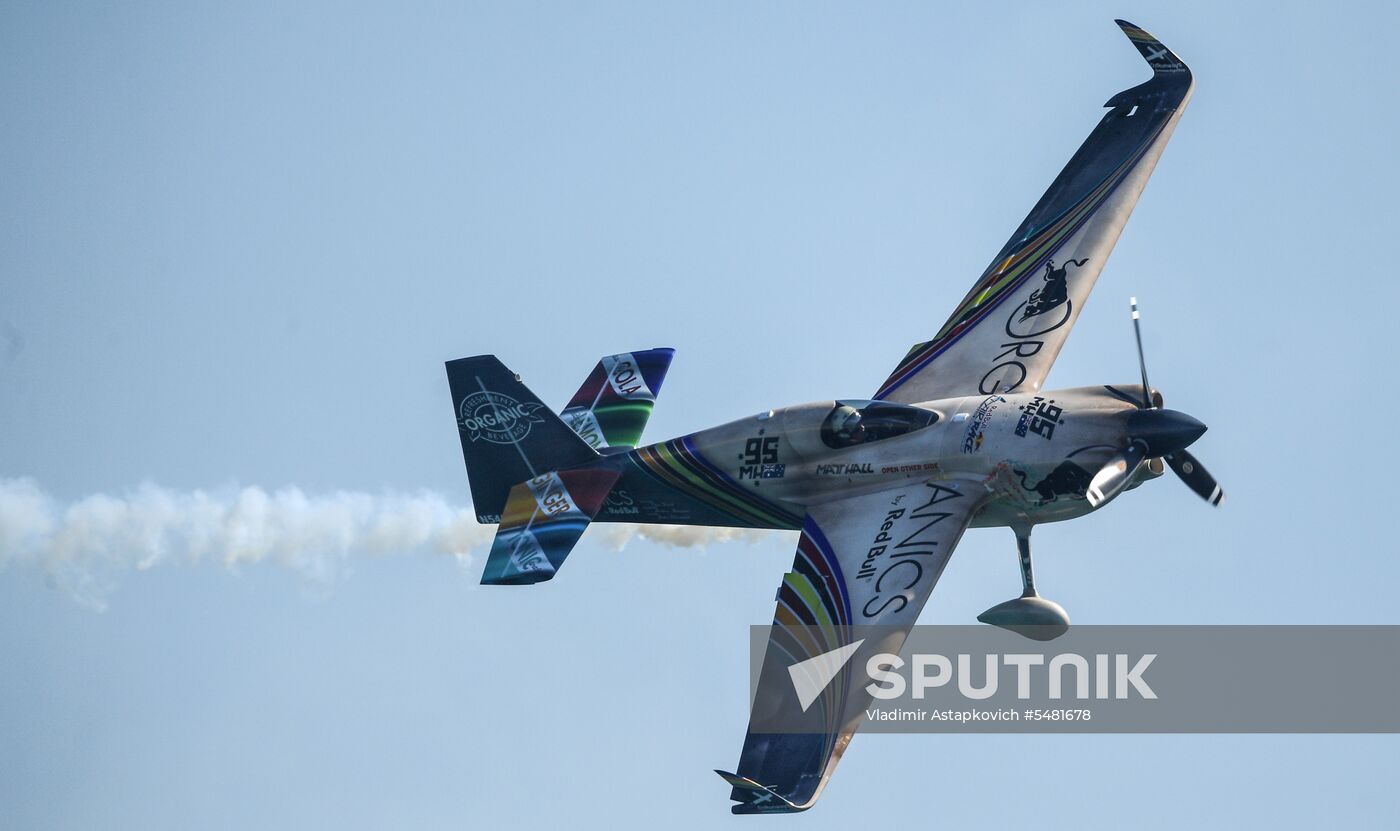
<box><xmin>717</xmin><ymin>478</ymin><xmax>986</xmax><ymax>813</ymax></box>
<box><xmin>875</xmin><ymin>20</ymin><xmax>1193</xmax><ymax>404</ymax></box>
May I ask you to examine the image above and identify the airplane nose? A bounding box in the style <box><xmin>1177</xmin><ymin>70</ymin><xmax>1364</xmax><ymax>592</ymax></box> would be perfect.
<box><xmin>1126</xmin><ymin>408</ymin><xmax>1207</xmax><ymax>458</ymax></box>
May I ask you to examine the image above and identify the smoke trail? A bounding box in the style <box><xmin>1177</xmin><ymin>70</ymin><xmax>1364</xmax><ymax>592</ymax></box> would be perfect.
<box><xmin>0</xmin><ymin>478</ymin><xmax>782</xmax><ymax>610</ymax></box>
<box><xmin>0</xmin><ymin>478</ymin><xmax>488</xmax><ymax>610</ymax></box>
<box><xmin>596</xmin><ymin>523</ymin><xmax>777</xmax><ymax>550</ymax></box>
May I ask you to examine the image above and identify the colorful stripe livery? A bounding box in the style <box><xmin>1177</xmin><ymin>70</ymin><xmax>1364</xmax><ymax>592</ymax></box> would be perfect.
<box><xmin>874</xmin><ymin>19</ymin><xmax>1191</xmax><ymax>402</ymax></box>
<box><xmin>480</xmin><ymin>468</ymin><xmax>621</xmax><ymax>585</ymax></box>
<box><xmin>630</xmin><ymin>436</ymin><xmax>803</xmax><ymax>529</ymax></box>
<box><xmin>723</xmin><ymin>517</ymin><xmax>861</xmax><ymax>814</ymax></box>
<box><xmin>765</xmin><ymin>518</ymin><xmax>855</xmax><ymax>777</ymax></box>
<box><xmin>774</xmin><ymin>518</ymin><xmax>852</xmax><ymax>639</ymax></box>
<box><xmin>561</xmin><ymin>348</ymin><xmax>674</xmax><ymax>450</ymax></box>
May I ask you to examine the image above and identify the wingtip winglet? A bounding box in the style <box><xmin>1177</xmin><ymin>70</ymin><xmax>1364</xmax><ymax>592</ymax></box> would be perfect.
<box><xmin>715</xmin><ymin>770</ymin><xmax>806</xmax><ymax>814</ymax></box>
<box><xmin>1114</xmin><ymin>19</ymin><xmax>1190</xmax><ymax>78</ymax></box>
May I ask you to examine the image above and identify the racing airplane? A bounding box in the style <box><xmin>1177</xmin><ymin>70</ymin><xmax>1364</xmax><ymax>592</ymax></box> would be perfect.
<box><xmin>446</xmin><ymin>20</ymin><xmax>1218</xmax><ymax>814</ymax></box>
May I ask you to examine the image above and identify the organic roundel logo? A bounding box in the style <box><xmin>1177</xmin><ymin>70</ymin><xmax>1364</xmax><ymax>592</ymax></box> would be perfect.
<box><xmin>457</xmin><ymin>391</ymin><xmax>545</xmax><ymax>444</ymax></box>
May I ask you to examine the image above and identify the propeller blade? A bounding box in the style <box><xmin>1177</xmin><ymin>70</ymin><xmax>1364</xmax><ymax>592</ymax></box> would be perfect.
<box><xmin>1086</xmin><ymin>443</ymin><xmax>1147</xmax><ymax>508</ymax></box>
<box><xmin>1165</xmin><ymin>449</ymin><xmax>1225</xmax><ymax>506</ymax></box>
<box><xmin>1131</xmin><ymin>298</ymin><xmax>1152</xmax><ymax>409</ymax></box>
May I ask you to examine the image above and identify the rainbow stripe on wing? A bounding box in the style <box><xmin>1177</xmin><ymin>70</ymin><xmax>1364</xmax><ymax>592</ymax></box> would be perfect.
<box><xmin>770</xmin><ymin>517</ymin><xmax>856</xmax><ymax>760</ymax></box>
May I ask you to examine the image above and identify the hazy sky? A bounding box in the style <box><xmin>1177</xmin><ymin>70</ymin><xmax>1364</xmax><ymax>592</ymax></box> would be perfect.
<box><xmin>3</xmin><ymin>2</ymin><xmax>1398</xmax><ymax>828</ymax></box>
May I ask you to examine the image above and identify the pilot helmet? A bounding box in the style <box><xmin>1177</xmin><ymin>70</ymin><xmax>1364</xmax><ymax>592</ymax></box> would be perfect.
<box><xmin>832</xmin><ymin>405</ymin><xmax>863</xmax><ymax>439</ymax></box>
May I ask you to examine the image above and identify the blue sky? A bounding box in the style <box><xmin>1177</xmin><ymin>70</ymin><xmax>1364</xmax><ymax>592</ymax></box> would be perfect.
<box><xmin>3</xmin><ymin>2</ymin><xmax>1398</xmax><ymax>828</ymax></box>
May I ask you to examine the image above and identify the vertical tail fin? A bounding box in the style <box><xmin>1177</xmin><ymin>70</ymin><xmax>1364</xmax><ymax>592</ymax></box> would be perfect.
<box><xmin>445</xmin><ymin>355</ymin><xmax>599</xmax><ymax>522</ymax></box>
<box><xmin>560</xmin><ymin>348</ymin><xmax>674</xmax><ymax>450</ymax></box>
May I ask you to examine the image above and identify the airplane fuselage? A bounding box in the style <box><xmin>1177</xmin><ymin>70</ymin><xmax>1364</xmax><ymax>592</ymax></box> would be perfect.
<box><xmin>613</xmin><ymin>384</ymin><xmax>1161</xmax><ymax>530</ymax></box>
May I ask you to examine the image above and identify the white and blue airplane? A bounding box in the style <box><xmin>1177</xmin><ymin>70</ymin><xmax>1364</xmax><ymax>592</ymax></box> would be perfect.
<box><xmin>445</xmin><ymin>20</ymin><xmax>1217</xmax><ymax>813</ymax></box>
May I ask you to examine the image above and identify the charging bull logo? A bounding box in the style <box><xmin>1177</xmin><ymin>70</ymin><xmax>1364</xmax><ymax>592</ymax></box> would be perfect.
<box><xmin>1019</xmin><ymin>258</ymin><xmax>1088</xmax><ymax>323</ymax></box>
<box><xmin>1015</xmin><ymin>461</ymin><xmax>1093</xmax><ymax>505</ymax></box>
<box><xmin>457</xmin><ymin>391</ymin><xmax>545</xmax><ymax>445</ymax></box>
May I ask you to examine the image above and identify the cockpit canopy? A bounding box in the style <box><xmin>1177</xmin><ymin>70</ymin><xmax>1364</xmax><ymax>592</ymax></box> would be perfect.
<box><xmin>819</xmin><ymin>399</ymin><xmax>939</xmax><ymax>449</ymax></box>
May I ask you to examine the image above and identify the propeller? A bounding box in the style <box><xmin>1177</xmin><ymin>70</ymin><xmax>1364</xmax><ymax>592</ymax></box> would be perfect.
<box><xmin>1086</xmin><ymin>298</ymin><xmax>1225</xmax><ymax>508</ymax></box>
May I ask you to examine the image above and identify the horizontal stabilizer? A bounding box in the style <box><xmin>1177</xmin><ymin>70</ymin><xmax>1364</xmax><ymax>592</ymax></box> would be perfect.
<box><xmin>561</xmin><ymin>348</ymin><xmax>674</xmax><ymax>450</ymax></box>
<box><xmin>480</xmin><ymin>467</ymin><xmax>620</xmax><ymax>585</ymax></box>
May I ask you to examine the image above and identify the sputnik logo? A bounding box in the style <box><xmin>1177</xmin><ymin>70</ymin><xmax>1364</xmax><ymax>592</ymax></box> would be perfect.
<box><xmin>787</xmin><ymin>639</ymin><xmax>865</xmax><ymax>712</ymax></box>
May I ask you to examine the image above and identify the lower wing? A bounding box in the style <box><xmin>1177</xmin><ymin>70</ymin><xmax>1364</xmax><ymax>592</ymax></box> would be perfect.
<box><xmin>717</xmin><ymin>477</ymin><xmax>986</xmax><ymax>813</ymax></box>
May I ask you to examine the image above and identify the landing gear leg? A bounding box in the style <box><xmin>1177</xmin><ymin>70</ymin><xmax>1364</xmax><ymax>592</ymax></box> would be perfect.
<box><xmin>977</xmin><ymin>526</ymin><xmax>1070</xmax><ymax>641</ymax></box>
<box><xmin>1016</xmin><ymin>532</ymin><xmax>1037</xmax><ymax>597</ymax></box>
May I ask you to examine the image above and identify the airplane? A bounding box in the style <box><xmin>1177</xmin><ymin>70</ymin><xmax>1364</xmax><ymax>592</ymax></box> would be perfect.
<box><xmin>445</xmin><ymin>20</ymin><xmax>1216</xmax><ymax>814</ymax></box>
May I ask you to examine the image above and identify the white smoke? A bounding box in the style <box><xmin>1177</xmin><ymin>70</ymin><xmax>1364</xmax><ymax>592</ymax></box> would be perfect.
<box><xmin>596</xmin><ymin>524</ymin><xmax>777</xmax><ymax>550</ymax></box>
<box><xmin>0</xmin><ymin>478</ymin><xmax>488</xmax><ymax>610</ymax></box>
<box><xmin>0</xmin><ymin>478</ymin><xmax>781</xmax><ymax>610</ymax></box>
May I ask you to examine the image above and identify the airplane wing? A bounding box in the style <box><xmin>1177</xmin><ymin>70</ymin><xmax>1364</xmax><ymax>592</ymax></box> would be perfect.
<box><xmin>874</xmin><ymin>20</ymin><xmax>1193</xmax><ymax>404</ymax></box>
<box><xmin>717</xmin><ymin>477</ymin><xmax>987</xmax><ymax>813</ymax></box>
